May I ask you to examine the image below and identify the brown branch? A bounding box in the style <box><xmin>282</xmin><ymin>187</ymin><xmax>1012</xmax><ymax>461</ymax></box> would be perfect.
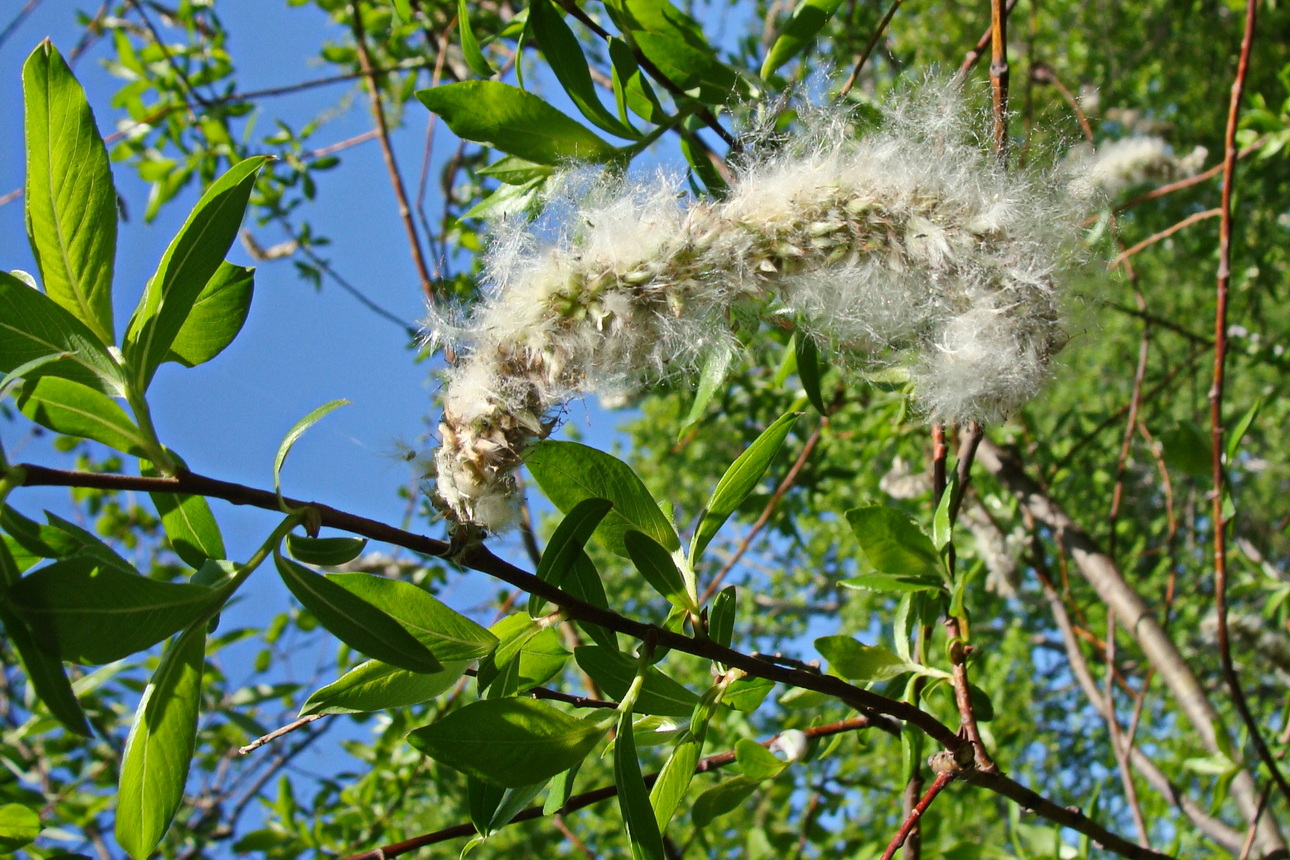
<box><xmin>1114</xmin><ymin>135</ymin><xmax>1268</xmax><ymax>214</ymax></box>
<box><xmin>238</xmin><ymin>713</ymin><xmax>327</xmax><ymax>755</ymax></box>
<box><xmin>987</xmin><ymin>0</ymin><xmax>1010</xmax><ymax>159</ymax></box>
<box><xmin>1208</xmin><ymin>0</ymin><xmax>1290</xmax><ymax>811</ymax></box>
<box><xmin>956</xmin><ymin>0</ymin><xmax>1019</xmax><ymax>79</ymax></box>
<box><xmin>882</xmin><ymin>769</ymin><xmax>956</xmax><ymax>860</ymax></box>
<box><xmin>349</xmin><ymin>2</ymin><xmax>436</xmax><ymax>300</ymax></box>
<box><xmin>1105</xmin><ymin>613</ymin><xmax>1151</xmax><ymax>846</ymax></box>
<box><xmin>978</xmin><ymin>441</ymin><xmax>1287</xmax><ymax>855</ymax></box>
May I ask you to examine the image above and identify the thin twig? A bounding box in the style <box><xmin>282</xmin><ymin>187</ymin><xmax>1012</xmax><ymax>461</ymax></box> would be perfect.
<box><xmin>1110</xmin><ymin>208</ymin><xmax>1221</xmax><ymax>270</ymax></box>
<box><xmin>1115</xmin><ymin>135</ymin><xmax>1268</xmax><ymax>214</ymax></box>
<box><xmin>882</xmin><ymin>770</ymin><xmax>956</xmax><ymax>860</ymax></box>
<box><xmin>349</xmin><ymin>2</ymin><xmax>436</xmax><ymax>300</ymax></box>
<box><xmin>956</xmin><ymin>0</ymin><xmax>1019</xmax><ymax>79</ymax></box>
<box><xmin>1208</xmin><ymin>0</ymin><xmax>1290</xmax><ymax>809</ymax></box>
<box><xmin>838</xmin><ymin>0</ymin><xmax>903</xmax><ymax>98</ymax></box>
<box><xmin>238</xmin><ymin>713</ymin><xmax>327</xmax><ymax>755</ymax></box>
<box><xmin>1105</xmin><ymin>612</ymin><xmax>1151</xmax><ymax>846</ymax></box>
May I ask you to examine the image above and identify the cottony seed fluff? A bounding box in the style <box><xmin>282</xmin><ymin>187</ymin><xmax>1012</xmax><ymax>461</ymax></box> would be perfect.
<box><xmin>427</xmin><ymin>81</ymin><xmax>1088</xmax><ymax>532</ymax></box>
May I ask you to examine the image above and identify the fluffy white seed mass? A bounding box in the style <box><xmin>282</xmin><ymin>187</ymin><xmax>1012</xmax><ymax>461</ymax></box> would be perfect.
<box><xmin>427</xmin><ymin>82</ymin><xmax>1085</xmax><ymax>531</ymax></box>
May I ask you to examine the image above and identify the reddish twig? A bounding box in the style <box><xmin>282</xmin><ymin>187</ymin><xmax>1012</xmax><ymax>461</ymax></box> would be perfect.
<box><xmin>1110</xmin><ymin>208</ymin><xmax>1221</xmax><ymax>270</ymax></box>
<box><xmin>1105</xmin><ymin>612</ymin><xmax>1151</xmax><ymax>846</ymax></box>
<box><xmin>1209</xmin><ymin>0</ymin><xmax>1290</xmax><ymax>808</ymax></box>
<box><xmin>839</xmin><ymin>0</ymin><xmax>903</xmax><ymax>98</ymax></box>
<box><xmin>882</xmin><ymin>768</ymin><xmax>957</xmax><ymax>860</ymax></box>
<box><xmin>956</xmin><ymin>0</ymin><xmax>1019</xmax><ymax>79</ymax></box>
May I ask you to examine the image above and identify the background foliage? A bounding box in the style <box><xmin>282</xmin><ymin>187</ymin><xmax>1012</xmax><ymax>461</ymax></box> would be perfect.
<box><xmin>2</xmin><ymin>1</ymin><xmax>1290</xmax><ymax>859</ymax></box>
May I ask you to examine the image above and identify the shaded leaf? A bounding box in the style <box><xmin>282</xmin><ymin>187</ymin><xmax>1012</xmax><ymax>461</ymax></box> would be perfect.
<box><xmin>760</xmin><ymin>0</ymin><xmax>846</xmax><ymax>78</ymax></box>
<box><xmin>624</xmin><ymin>530</ymin><xmax>695</xmax><ymax>612</ymax></box>
<box><xmin>0</xmin><ymin>605</ymin><xmax>91</xmax><ymax>736</ymax></box>
<box><xmin>530</xmin><ymin>0</ymin><xmax>640</xmax><ymax>139</ymax></box>
<box><xmin>4</xmin><ymin>557</ymin><xmax>224</xmax><ymax>664</ymax></box>
<box><xmin>116</xmin><ymin>625</ymin><xmax>205</xmax><ymax>859</ymax></box>
<box><xmin>408</xmin><ymin>698</ymin><xmax>606</xmax><ymax>788</ymax></box>
<box><xmin>574</xmin><ymin>646</ymin><xmax>700</xmax><ymax>717</ymax></box>
<box><xmin>273</xmin><ymin>554</ymin><xmax>441</xmax><ymax>674</ymax></box>
<box><xmin>144</xmin><ymin>460</ymin><xmax>225</xmax><ymax>568</ymax></box>
<box><xmin>616</xmin><ymin>708</ymin><xmax>665</xmax><ymax>860</ymax></box>
<box><xmin>286</xmin><ymin>535</ymin><xmax>366</xmax><ymax>566</ymax></box>
<box><xmin>691</xmin><ymin>774</ymin><xmax>760</xmax><ymax>828</ymax></box>
<box><xmin>327</xmin><ymin>572</ymin><xmax>496</xmax><ymax>661</ymax></box>
<box><xmin>681</xmin><ymin>348</ymin><xmax>732</xmax><ymax>436</ymax></box>
<box><xmin>530</xmin><ymin>497</ymin><xmax>614</xmax><ymax>617</ymax></box>
<box><xmin>794</xmin><ymin>332</ymin><xmax>827</xmax><ymax>414</ymax></box>
<box><xmin>476</xmin><ymin>613</ymin><xmax>566</xmax><ymax>698</ymax></box>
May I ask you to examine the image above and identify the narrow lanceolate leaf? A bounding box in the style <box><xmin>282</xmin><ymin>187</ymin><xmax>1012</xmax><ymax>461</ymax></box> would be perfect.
<box><xmin>274</xmin><ymin>554</ymin><xmax>442</xmax><ymax>674</ymax></box>
<box><xmin>529</xmin><ymin>0</ymin><xmax>640</xmax><ymax>139</ymax></box>
<box><xmin>415</xmin><ymin>81</ymin><xmax>617</xmax><ymax>165</ymax></box>
<box><xmin>651</xmin><ymin>681</ymin><xmax>723</xmax><ymax>830</ymax></box>
<box><xmin>164</xmin><ymin>262</ymin><xmax>254</xmax><ymax>368</ymax></box>
<box><xmin>682</xmin><ymin>348</ymin><xmax>732</xmax><ymax>435</ymax></box>
<box><xmin>273</xmin><ymin>399</ymin><xmax>350</xmax><ymax>500</ymax></box>
<box><xmin>299</xmin><ymin>658</ymin><xmax>470</xmax><ymax>716</ymax></box>
<box><xmin>691</xmin><ymin>775</ymin><xmax>760</xmax><ymax>828</ymax></box>
<box><xmin>457</xmin><ymin>0</ymin><xmax>496</xmax><ymax>77</ymax></box>
<box><xmin>0</xmin><ymin>270</ymin><xmax>126</xmax><ymax>395</ymax></box>
<box><xmin>624</xmin><ymin>530</ymin><xmax>695</xmax><ymax>612</ymax></box>
<box><xmin>845</xmin><ymin>505</ymin><xmax>944</xmax><ymax>580</ymax></box>
<box><xmin>143</xmin><ymin>461</ymin><xmax>225</xmax><ymax>568</ymax></box>
<box><xmin>23</xmin><ymin>41</ymin><xmax>117</xmax><ymax>345</ymax></box>
<box><xmin>325</xmin><ymin>573</ymin><xmax>496</xmax><ymax>661</ymax></box>
<box><xmin>286</xmin><ymin>535</ymin><xmax>366</xmax><ymax>567</ymax></box>
<box><xmin>408</xmin><ymin>698</ymin><xmax>606</xmax><ymax>788</ymax></box>
<box><xmin>123</xmin><ymin>156</ymin><xmax>268</xmax><ymax>390</ymax></box>
<box><xmin>0</xmin><ymin>605</ymin><xmax>91</xmax><ymax>736</ymax></box>
<box><xmin>794</xmin><ymin>332</ymin><xmax>828</xmax><ymax>415</ymax></box>
<box><xmin>18</xmin><ymin>376</ymin><xmax>150</xmax><ymax>457</ymax></box>
<box><xmin>530</xmin><ymin>497</ymin><xmax>614</xmax><ymax>618</ymax></box>
<box><xmin>3</xmin><ymin>557</ymin><xmax>225</xmax><ymax>664</ymax></box>
<box><xmin>760</xmin><ymin>0</ymin><xmax>846</xmax><ymax>79</ymax></box>
<box><xmin>527</xmin><ymin>440</ymin><xmax>680</xmax><ymax>557</ymax></box>
<box><xmin>116</xmin><ymin>624</ymin><xmax>205</xmax><ymax>860</ymax></box>
<box><xmin>690</xmin><ymin>412</ymin><xmax>801</xmax><ymax>562</ymax></box>
<box><xmin>616</xmin><ymin>708</ymin><xmax>666</xmax><ymax>860</ymax></box>
<box><xmin>816</xmin><ymin>636</ymin><xmax>917</xmax><ymax>683</ymax></box>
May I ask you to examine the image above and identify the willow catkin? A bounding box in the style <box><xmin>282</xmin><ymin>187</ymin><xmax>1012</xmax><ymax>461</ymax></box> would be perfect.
<box><xmin>426</xmin><ymin>81</ymin><xmax>1086</xmax><ymax>532</ymax></box>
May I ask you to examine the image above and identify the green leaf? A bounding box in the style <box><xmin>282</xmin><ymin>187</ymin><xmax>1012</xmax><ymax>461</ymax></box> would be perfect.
<box><xmin>794</xmin><ymin>332</ymin><xmax>828</xmax><ymax>414</ymax></box>
<box><xmin>529</xmin><ymin>0</ymin><xmax>640</xmax><ymax>139</ymax></box>
<box><xmin>1227</xmin><ymin>397</ymin><xmax>1262</xmax><ymax>463</ymax></box>
<box><xmin>932</xmin><ymin>473</ymin><xmax>956</xmax><ymax>552</ymax></box>
<box><xmin>681</xmin><ymin>348</ymin><xmax>732</xmax><ymax>437</ymax></box>
<box><xmin>3</xmin><ymin>508</ymin><xmax>134</xmax><ymax>573</ymax></box>
<box><xmin>0</xmin><ymin>802</ymin><xmax>42</xmax><ymax>852</ymax></box>
<box><xmin>408</xmin><ymin>698</ymin><xmax>606</xmax><ymax>788</ymax></box>
<box><xmin>325</xmin><ymin>573</ymin><xmax>497</xmax><ymax>661</ymax></box>
<box><xmin>615</xmin><ymin>708</ymin><xmax>666</xmax><ymax>860</ymax></box>
<box><xmin>416</xmin><ymin>81</ymin><xmax>617</xmax><ymax>165</ymax></box>
<box><xmin>624</xmin><ymin>530</ymin><xmax>695</xmax><ymax>612</ymax></box>
<box><xmin>17</xmin><ymin>376</ymin><xmax>149</xmax><ymax>456</ymax></box>
<box><xmin>163</xmin><ymin>262</ymin><xmax>254</xmax><ymax>368</ymax></box>
<box><xmin>477</xmin><ymin>155</ymin><xmax>555</xmax><ymax>185</ymax></box>
<box><xmin>760</xmin><ymin>0</ymin><xmax>846</xmax><ymax>78</ymax></box>
<box><xmin>816</xmin><ymin>636</ymin><xmax>914</xmax><ymax>683</ymax></box>
<box><xmin>530</xmin><ymin>497</ymin><xmax>614</xmax><ymax>617</ymax></box>
<box><xmin>0</xmin><ymin>605</ymin><xmax>91</xmax><ymax>737</ymax></box>
<box><xmin>456</xmin><ymin>0</ymin><xmax>496</xmax><ymax>77</ymax></box>
<box><xmin>528</xmin><ymin>440</ymin><xmax>680</xmax><ymax>557</ymax></box>
<box><xmin>273</xmin><ymin>554</ymin><xmax>442</xmax><ymax>674</ymax></box>
<box><xmin>709</xmin><ymin>585</ymin><xmax>736</xmax><ymax>650</ymax></box>
<box><xmin>116</xmin><ymin>624</ymin><xmax>205</xmax><ymax>860</ymax></box>
<box><xmin>723</xmin><ymin>676</ymin><xmax>774</xmax><ymax>712</ymax></box>
<box><xmin>273</xmin><ymin>399</ymin><xmax>350</xmax><ymax>500</ymax></box>
<box><xmin>609</xmin><ymin>36</ymin><xmax>666</xmax><ymax>125</ymax></box>
<box><xmin>1182</xmin><ymin>752</ymin><xmax>1240</xmax><ymax>777</ymax></box>
<box><xmin>476</xmin><ymin>613</ymin><xmax>567</xmax><ymax>697</ymax></box>
<box><xmin>845</xmin><ymin>505</ymin><xmax>944</xmax><ymax>580</ymax></box>
<box><xmin>23</xmin><ymin>41</ymin><xmax>117</xmax><ymax>345</ymax></box>
<box><xmin>1158</xmin><ymin>422</ymin><xmax>1212</xmax><ymax>478</ymax></box>
<box><xmin>565</xmin><ymin>551</ymin><xmax>618</xmax><ymax>651</ymax></box>
<box><xmin>143</xmin><ymin>460</ymin><xmax>226</xmax><ymax>568</ymax></box>
<box><xmin>691</xmin><ymin>411</ymin><xmax>800</xmax><ymax>562</ymax></box>
<box><xmin>299</xmin><ymin>658</ymin><xmax>470</xmax><ymax>716</ymax></box>
<box><xmin>3</xmin><ymin>557</ymin><xmax>225</xmax><ymax>664</ymax></box>
<box><xmin>650</xmin><ymin>682</ymin><xmax>722</xmax><ymax>829</ymax></box>
<box><xmin>691</xmin><ymin>774</ymin><xmax>760</xmax><ymax>828</ymax></box>
<box><xmin>0</xmin><ymin>270</ymin><xmax>126</xmax><ymax>395</ymax></box>
<box><xmin>574</xmin><ymin>646</ymin><xmax>700</xmax><ymax>717</ymax></box>
<box><xmin>123</xmin><ymin>156</ymin><xmax>268</xmax><ymax>390</ymax></box>
<box><xmin>286</xmin><ymin>534</ymin><xmax>367</xmax><ymax>566</ymax></box>
<box><xmin>735</xmin><ymin>738</ymin><xmax>788</xmax><ymax>781</ymax></box>
<box><xmin>839</xmin><ymin>572</ymin><xmax>943</xmax><ymax>594</ymax></box>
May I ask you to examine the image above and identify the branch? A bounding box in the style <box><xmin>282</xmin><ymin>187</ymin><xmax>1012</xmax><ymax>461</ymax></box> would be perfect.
<box><xmin>976</xmin><ymin>440</ymin><xmax>1287</xmax><ymax>855</ymax></box>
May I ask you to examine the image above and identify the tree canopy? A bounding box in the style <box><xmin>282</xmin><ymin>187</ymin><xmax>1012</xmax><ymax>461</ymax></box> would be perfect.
<box><xmin>2</xmin><ymin>1</ymin><xmax>1290</xmax><ymax>859</ymax></box>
